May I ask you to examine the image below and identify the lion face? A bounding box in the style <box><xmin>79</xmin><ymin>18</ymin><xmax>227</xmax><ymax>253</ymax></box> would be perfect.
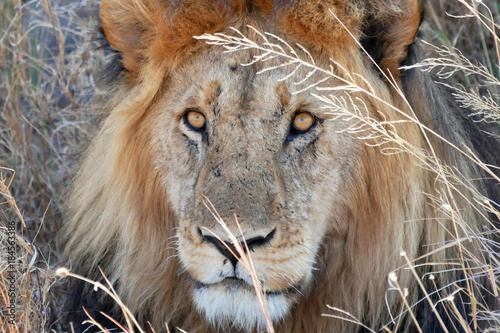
<box><xmin>150</xmin><ymin>48</ymin><xmax>360</xmax><ymax>329</ymax></box>
<box><xmin>69</xmin><ymin>1</ymin><xmax>487</xmax><ymax>332</ymax></box>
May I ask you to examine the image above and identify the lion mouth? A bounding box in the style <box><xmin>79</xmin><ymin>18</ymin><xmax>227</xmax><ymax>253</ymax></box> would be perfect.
<box><xmin>193</xmin><ymin>276</ymin><xmax>299</xmax><ymax>297</ymax></box>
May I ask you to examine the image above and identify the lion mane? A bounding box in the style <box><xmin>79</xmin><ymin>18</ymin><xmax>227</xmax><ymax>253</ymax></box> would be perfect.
<box><xmin>62</xmin><ymin>0</ymin><xmax>499</xmax><ymax>332</ymax></box>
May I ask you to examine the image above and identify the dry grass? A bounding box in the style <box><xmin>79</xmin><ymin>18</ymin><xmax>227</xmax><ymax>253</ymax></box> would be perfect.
<box><xmin>1</xmin><ymin>0</ymin><xmax>108</xmax><ymax>332</ymax></box>
<box><xmin>0</xmin><ymin>0</ymin><xmax>499</xmax><ymax>332</ymax></box>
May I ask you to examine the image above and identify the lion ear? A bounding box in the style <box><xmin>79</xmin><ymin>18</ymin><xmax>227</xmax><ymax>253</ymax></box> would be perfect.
<box><xmin>360</xmin><ymin>0</ymin><xmax>422</xmax><ymax>80</ymax></box>
<box><xmin>100</xmin><ymin>0</ymin><xmax>166</xmax><ymax>73</ymax></box>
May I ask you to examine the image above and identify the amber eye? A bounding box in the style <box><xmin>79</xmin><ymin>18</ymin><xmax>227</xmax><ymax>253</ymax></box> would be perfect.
<box><xmin>185</xmin><ymin>111</ymin><xmax>206</xmax><ymax>131</ymax></box>
<box><xmin>292</xmin><ymin>112</ymin><xmax>315</xmax><ymax>132</ymax></box>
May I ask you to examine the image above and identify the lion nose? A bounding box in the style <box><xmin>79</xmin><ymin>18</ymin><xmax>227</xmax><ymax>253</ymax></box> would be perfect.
<box><xmin>199</xmin><ymin>228</ymin><xmax>276</xmax><ymax>267</ymax></box>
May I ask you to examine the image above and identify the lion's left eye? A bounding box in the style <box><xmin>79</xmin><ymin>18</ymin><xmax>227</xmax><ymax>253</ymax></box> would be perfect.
<box><xmin>292</xmin><ymin>112</ymin><xmax>316</xmax><ymax>133</ymax></box>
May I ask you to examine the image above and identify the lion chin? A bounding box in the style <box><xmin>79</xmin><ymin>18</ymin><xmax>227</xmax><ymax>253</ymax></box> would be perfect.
<box><xmin>193</xmin><ymin>279</ymin><xmax>291</xmax><ymax>331</ymax></box>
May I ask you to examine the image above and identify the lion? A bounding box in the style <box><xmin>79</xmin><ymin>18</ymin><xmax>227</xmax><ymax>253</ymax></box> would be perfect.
<box><xmin>61</xmin><ymin>0</ymin><xmax>499</xmax><ymax>332</ymax></box>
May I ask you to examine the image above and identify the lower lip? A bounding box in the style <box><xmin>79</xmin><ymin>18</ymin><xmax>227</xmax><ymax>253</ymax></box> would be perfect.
<box><xmin>195</xmin><ymin>281</ymin><xmax>208</xmax><ymax>290</ymax></box>
<box><xmin>194</xmin><ymin>278</ymin><xmax>291</xmax><ymax>297</ymax></box>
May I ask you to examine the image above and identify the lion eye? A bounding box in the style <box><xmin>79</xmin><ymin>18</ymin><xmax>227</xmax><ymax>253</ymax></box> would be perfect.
<box><xmin>185</xmin><ymin>111</ymin><xmax>206</xmax><ymax>131</ymax></box>
<box><xmin>292</xmin><ymin>112</ymin><xmax>315</xmax><ymax>132</ymax></box>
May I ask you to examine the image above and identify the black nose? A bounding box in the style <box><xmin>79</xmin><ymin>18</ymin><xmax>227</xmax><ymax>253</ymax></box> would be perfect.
<box><xmin>199</xmin><ymin>228</ymin><xmax>276</xmax><ymax>267</ymax></box>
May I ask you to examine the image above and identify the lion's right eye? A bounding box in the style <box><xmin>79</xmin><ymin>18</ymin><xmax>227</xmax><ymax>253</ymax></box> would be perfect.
<box><xmin>184</xmin><ymin>111</ymin><xmax>206</xmax><ymax>131</ymax></box>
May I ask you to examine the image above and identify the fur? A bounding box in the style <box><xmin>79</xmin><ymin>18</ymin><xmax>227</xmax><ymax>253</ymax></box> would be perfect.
<box><xmin>61</xmin><ymin>1</ymin><xmax>499</xmax><ymax>332</ymax></box>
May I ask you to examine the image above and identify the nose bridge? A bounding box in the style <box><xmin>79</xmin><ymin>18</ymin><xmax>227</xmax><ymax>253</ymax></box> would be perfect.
<box><xmin>199</xmin><ymin>124</ymin><xmax>278</xmax><ymax>232</ymax></box>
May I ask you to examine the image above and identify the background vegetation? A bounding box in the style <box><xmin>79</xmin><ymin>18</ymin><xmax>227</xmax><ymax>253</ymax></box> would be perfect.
<box><xmin>0</xmin><ymin>0</ymin><xmax>499</xmax><ymax>332</ymax></box>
